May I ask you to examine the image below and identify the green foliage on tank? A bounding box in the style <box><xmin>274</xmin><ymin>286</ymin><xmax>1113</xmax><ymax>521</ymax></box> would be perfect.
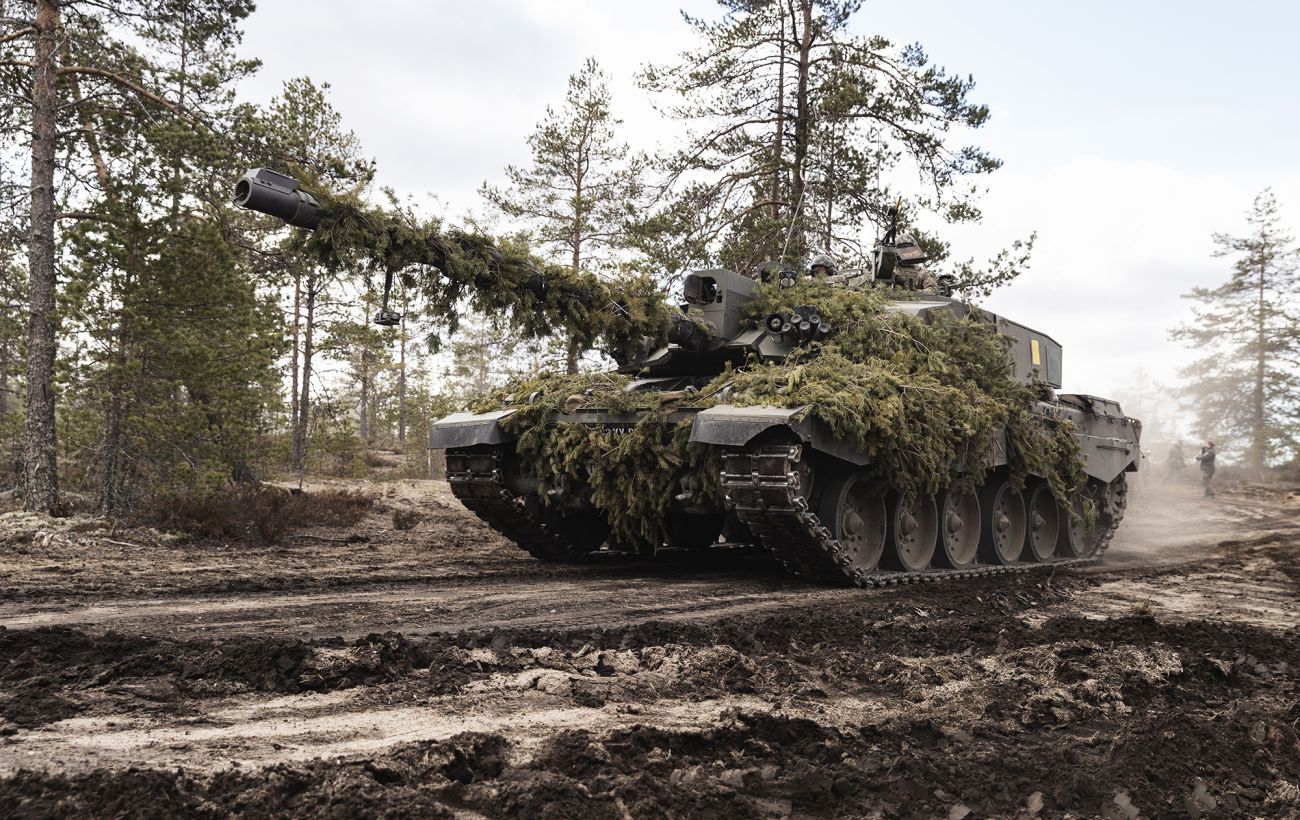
<box><xmin>478</xmin><ymin>280</ymin><xmax>1088</xmax><ymax>551</ymax></box>
<box><xmin>266</xmin><ymin>188</ymin><xmax>674</xmax><ymax>360</ymax></box>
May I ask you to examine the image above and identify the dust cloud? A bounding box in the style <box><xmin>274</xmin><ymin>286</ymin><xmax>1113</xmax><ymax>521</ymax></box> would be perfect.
<box><xmin>1107</xmin><ymin>472</ymin><xmax>1300</xmax><ymax>566</ymax></box>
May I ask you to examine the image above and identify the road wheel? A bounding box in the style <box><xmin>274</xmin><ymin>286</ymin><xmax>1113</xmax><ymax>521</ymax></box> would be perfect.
<box><xmin>936</xmin><ymin>480</ymin><xmax>980</xmax><ymax>569</ymax></box>
<box><xmin>979</xmin><ymin>477</ymin><xmax>1027</xmax><ymax>565</ymax></box>
<box><xmin>818</xmin><ymin>471</ymin><xmax>888</xmax><ymax>575</ymax></box>
<box><xmin>1024</xmin><ymin>481</ymin><xmax>1060</xmax><ymax>561</ymax></box>
<box><xmin>885</xmin><ymin>493</ymin><xmax>937</xmax><ymax>572</ymax></box>
<box><xmin>1059</xmin><ymin>476</ymin><xmax>1126</xmax><ymax>559</ymax></box>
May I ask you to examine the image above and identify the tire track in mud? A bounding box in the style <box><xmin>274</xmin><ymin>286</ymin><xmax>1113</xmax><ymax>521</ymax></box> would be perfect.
<box><xmin>2</xmin><ymin>482</ymin><xmax>1298</xmax><ymax>818</ymax></box>
<box><xmin>2</xmin><ymin>582</ymin><xmax>1298</xmax><ymax>818</ymax></box>
<box><xmin>1</xmin><ymin>526</ymin><xmax>1291</xmax><ymax>641</ymax></box>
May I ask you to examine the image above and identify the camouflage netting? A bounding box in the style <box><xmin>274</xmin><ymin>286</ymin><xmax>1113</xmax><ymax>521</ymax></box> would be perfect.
<box><xmin>479</xmin><ymin>372</ymin><xmax>726</xmax><ymax>550</ymax></box>
<box><xmin>475</xmin><ymin>280</ymin><xmax>1088</xmax><ymax>552</ymax></box>
<box><xmin>292</xmin><ymin>194</ymin><xmax>674</xmax><ymax>358</ymax></box>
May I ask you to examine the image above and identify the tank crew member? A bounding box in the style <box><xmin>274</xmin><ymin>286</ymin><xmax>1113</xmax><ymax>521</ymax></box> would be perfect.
<box><xmin>809</xmin><ymin>253</ymin><xmax>836</xmax><ymax>278</ymax></box>
<box><xmin>1194</xmin><ymin>441</ymin><xmax>1216</xmax><ymax>497</ymax></box>
<box><xmin>896</xmin><ymin>265</ymin><xmax>937</xmax><ymax>293</ymax></box>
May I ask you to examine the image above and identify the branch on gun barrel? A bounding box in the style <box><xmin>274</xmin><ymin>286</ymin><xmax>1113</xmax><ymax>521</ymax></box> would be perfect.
<box><xmin>234</xmin><ymin>168</ymin><xmax>673</xmax><ymax>358</ymax></box>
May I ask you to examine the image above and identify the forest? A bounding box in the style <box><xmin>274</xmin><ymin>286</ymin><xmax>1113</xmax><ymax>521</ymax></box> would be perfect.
<box><xmin>0</xmin><ymin>0</ymin><xmax>1042</xmax><ymax>519</ymax></box>
<box><xmin>1</xmin><ymin>0</ymin><xmax>1295</xmax><ymax>523</ymax></box>
<box><xmin>2</xmin><ymin>3</ymin><xmax>1299</xmax><ymax>818</ymax></box>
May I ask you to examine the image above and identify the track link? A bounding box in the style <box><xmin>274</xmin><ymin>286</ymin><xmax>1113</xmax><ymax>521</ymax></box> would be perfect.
<box><xmin>445</xmin><ymin>448</ymin><xmax>590</xmax><ymax>562</ymax></box>
<box><xmin>723</xmin><ymin>444</ymin><xmax>1121</xmax><ymax>587</ymax></box>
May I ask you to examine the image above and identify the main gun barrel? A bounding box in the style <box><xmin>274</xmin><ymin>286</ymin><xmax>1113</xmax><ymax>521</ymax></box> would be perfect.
<box><xmin>666</xmin><ymin>311</ymin><xmax>717</xmax><ymax>352</ymax></box>
<box><xmin>233</xmin><ymin>168</ymin><xmax>322</xmax><ymax>230</ymax></box>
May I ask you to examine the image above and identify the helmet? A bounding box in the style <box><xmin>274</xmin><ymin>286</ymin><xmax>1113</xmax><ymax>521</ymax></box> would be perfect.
<box><xmin>809</xmin><ymin>253</ymin><xmax>836</xmax><ymax>276</ymax></box>
<box><xmin>891</xmin><ymin>233</ymin><xmax>928</xmax><ymax>265</ymax></box>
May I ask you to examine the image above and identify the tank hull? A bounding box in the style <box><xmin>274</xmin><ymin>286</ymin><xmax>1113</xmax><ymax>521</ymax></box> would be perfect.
<box><xmin>430</xmin><ymin>390</ymin><xmax>1139</xmax><ymax>586</ymax></box>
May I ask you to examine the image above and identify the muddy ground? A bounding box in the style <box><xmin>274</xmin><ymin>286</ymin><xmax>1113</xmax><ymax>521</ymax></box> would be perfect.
<box><xmin>0</xmin><ymin>476</ymin><xmax>1297</xmax><ymax>818</ymax></box>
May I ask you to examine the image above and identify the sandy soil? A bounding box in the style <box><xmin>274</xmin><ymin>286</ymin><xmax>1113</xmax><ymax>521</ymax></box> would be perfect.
<box><xmin>0</xmin><ymin>476</ymin><xmax>1297</xmax><ymax>818</ymax></box>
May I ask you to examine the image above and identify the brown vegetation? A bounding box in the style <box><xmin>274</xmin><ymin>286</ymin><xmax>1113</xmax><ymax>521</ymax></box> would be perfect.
<box><xmin>392</xmin><ymin>508</ymin><xmax>423</xmax><ymax>531</ymax></box>
<box><xmin>137</xmin><ymin>486</ymin><xmax>374</xmax><ymax>545</ymax></box>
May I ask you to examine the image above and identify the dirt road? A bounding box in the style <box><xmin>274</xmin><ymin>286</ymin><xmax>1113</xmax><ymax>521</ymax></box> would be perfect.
<box><xmin>1</xmin><ymin>478</ymin><xmax>1297</xmax><ymax>817</ymax></box>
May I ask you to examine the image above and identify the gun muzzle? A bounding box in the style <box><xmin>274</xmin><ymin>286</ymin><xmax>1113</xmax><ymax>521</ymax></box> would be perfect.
<box><xmin>234</xmin><ymin>168</ymin><xmax>323</xmax><ymax>230</ymax></box>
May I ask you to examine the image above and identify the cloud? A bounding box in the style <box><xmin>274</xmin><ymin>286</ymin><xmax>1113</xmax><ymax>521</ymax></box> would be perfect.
<box><xmin>236</xmin><ymin>1</ymin><xmax>1300</xmax><ymax>428</ymax></box>
<box><xmin>237</xmin><ymin>1</ymin><xmax>709</xmax><ymax>208</ymax></box>
<box><xmin>951</xmin><ymin>157</ymin><xmax>1300</xmax><ymax>398</ymax></box>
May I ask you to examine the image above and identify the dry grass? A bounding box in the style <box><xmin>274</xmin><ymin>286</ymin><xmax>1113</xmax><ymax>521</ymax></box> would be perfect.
<box><xmin>139</xmin><ymin>485</ymin><xmax>375</xmax><ymax>545</ymax></box>
<box><xmin>392</xmin><ymin>508</ymin><xmax>424</xmax><ymax>531</ymax></box>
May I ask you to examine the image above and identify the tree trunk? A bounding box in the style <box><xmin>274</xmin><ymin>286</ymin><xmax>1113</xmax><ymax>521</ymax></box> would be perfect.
<box><xmin>788</xmin><ymin>0</ymin><xmax>814</xmax><ymax>257</ymax></box>
<box><xmin>358</xmin><ymin>345</ymin><xmax>371</xmax><ymax>443</ymax></box>
<box><xmin>397</xmin><ymin>311</ymin><xmax>407</xmax><ymax>447</ymax></box>
<box><xmin>101</xmin><ymin>391</ymin><xmax>126</xmax><ymax>510</ymax></box>
<box><xmin>567</xmin><ymin>156</ymin><xmax>585</xmax><ymax>375</ymax></box>
<box><xmin>290</xmin><ymin>265</ymin><xmax>301</xmax><ymax>432</ymax></box>
<box><xmin>824</xmin><ymin>126</ymin><xmax>834</xmax><ymax>250</ymax></box>
<box><xmin>1253</xmin><ymin>258</ymin><xmax>1266</xmax><ymax>479</ymax></box>
<box><xmin>292</xmin><ymin>270</ymin><xmax>316</xmax><ymax>475</ymax></box>
<box><xmin>100</xmin><ymin>229</ymin><xmax>140</xmax><ymax>512</ymax></box>
<box><xmin>169</xmin><ymin>14</ymin><xmax>189</xmax><ymax>220</ymax></box>
<box><xmin>0</xmin><ymin>336</ymin><xmax>9</xmax><ymax>417</ymax></box>
<box><xmin>23</xmin><ymin>0</ymin><xmax>61</xmax><ymax>514</ymax></box>
<box><xmin>770</xmin><ymin>2</ymin><xmax>786</xmax><ymax>226</ymax></box>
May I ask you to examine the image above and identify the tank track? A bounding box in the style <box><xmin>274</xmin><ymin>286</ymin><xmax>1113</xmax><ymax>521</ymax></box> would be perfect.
<box><xmin>722</xmin><ymin>443</ymin><xmax>1123</xmax><ymax>587</ymax></box>
<box><xmin>444</xmin><ymin>448</ymin><xmax>590</xmax><ymax>562</ymax></box>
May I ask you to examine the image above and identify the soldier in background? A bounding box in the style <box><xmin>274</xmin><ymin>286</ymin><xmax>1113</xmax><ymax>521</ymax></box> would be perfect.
<box><xmin>897</xmin><ymin>264</ymin><xmax>937</xmax><ymax>292</ymax></box>
<box><xmin>1195</xmin><ymin>441</ymin><xmax>1217</xmax><ymax>497</ymax></box>
<box><xmin>1164</xmin><ymin>441</ymin><xmax>1186</xmax><ymax>483</ymax></box>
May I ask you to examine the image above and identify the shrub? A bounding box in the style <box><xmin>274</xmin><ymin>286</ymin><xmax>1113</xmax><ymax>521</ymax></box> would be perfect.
<box><xmin>139</xmin><ymin>485</ymin><xmax>375</xmax><ymax>545</ymax></box>
<box><xmin>392</xmin><ymin>508</ymin><xmax>423</xmax><ymax>531</ymax></box>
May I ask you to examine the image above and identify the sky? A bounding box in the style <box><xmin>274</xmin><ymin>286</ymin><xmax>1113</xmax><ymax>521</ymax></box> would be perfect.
<box><xmin>236</xmin><ymin>1</ymin><xmax>1300</xmax><ymax>436</ymax></box>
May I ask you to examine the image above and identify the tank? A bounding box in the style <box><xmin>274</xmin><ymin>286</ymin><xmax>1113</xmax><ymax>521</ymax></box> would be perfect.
<box><xmin>429</xmin><ymin>253</ymin><xmax>1140</xmax><ymax>586</ymax></box>
<box><xmin>235</xmin><ymin>169</ymin><xmax>1141</xmax><ymax>587</ymax></box>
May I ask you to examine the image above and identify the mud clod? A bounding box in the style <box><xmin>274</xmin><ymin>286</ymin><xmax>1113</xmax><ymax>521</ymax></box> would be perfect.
<box><xmin>1</xmin><ymin>481</ymin><xmax>1298</xmax><ymax>817</ymax></box>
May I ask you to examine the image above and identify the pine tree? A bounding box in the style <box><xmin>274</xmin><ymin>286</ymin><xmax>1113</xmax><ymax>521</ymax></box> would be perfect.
<box><xmin>481</xmin><ymin>57</ymin><xmax>645</xmax><ymax>372</ymax></box>
<box><xmin>321</xmin><ymin>280</ymin><xmax>394</xmax><ymax>447</ymax></box>
<box><xmin>441</xmin><ymin>319</ymin><xmax>525</xmax><ymax>406</ymax></box>
<box><xmin>638</xmin><ymin>0</ymin><xmax>1030</xmax><ymax>287</ymax></box>
<box><xmin>0</xmin><ymin>0</ymin><xmax>260</xmax><ymax>512</ymax></box>
<box><xmin>1172</xmin><ymin>189</ymin><xmax>1300</xmax><ymax>476</ymax></box>
<box><xmin>253</xmin><ymin>77</ymin><xmax>372</xmax><ymax>473</ymax></box>
<box><xmin>52</xmin><ymin>0</ymin><xmax>285</xmax><ymax>508</ymax></box>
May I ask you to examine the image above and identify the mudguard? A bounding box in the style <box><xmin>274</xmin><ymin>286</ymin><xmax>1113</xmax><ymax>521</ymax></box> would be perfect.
<box><xmin>693</xmin><ymin>404</ymin><xmax>1015</xmax><ymax>471</ymax></box>
<box><xmin>691</xmin><ymin>404</ymin><xmax>871</xmax><ymax>465</ymax></box>
<box><xmin>429</xmin><ymin>410</ymin><xmax>516</xmax><ymax>449</ymax></box>
<box><xmin>1077</xmin><ymin>432</ymin><xmax>1140</xmax><ymax>483</ymax></box>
